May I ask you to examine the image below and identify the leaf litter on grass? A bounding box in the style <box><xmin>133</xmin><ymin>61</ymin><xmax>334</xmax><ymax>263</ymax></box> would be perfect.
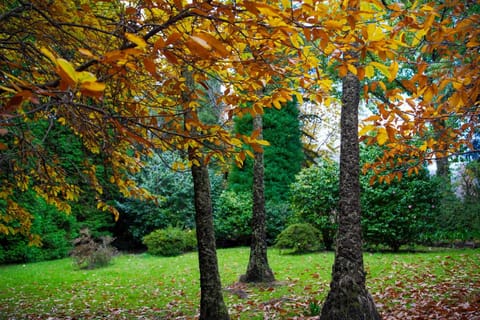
<box><xmin>371</xmin><ymin>253</ymin><xmax>480</xmax><ymax>320</ymax></box>
<box><xmin>1</xmin><ymin>249</ymin><xmax>479</xmax><ymax>319</ymax></box>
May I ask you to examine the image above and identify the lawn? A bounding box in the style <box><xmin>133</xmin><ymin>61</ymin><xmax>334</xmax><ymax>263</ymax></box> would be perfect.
<box><xmin>0</xmin><ymin>247</ymin><xmax>479</xmax><ymax>319</ymax></box>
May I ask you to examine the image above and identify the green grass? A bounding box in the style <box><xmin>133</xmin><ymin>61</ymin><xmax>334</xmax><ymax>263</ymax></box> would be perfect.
<box><xmin>0</xmin><ymin>247</ymin><xmax>479</xmax><ymax>319</ymax></box>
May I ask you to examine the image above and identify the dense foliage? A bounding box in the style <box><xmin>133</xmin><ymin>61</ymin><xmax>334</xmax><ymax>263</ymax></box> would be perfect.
<box><xmin>274</xmin><ymin>223</ymin><xmax>322</xmax><ymax>254</ymax></box>
<box><xmin>217</xmin><ymin>100</ymin><xmax>304</xmax><ymax>245</ymax></box>
<box><xmin>360</xmin><ymin>146</ymin><xmax>441</xmax><ymax>251</ymax></box>
<box><xmin>228</xmin><ymin>99</ymin><xmax>304</xmax><ymax>202</ymax></box>
<box><xmin>289</xmin><ymin>160</ymin><xmax>339</xmax><ymax>250</ymax></box>
<box><xmin>0</xmin><ymin>191</ymin><xmax>76</xmax><ymax>264</ymax></box>
<box><xmin>434</xmin><ymin>160</ymin><xmax>480</xmax><ymax>242</ymax></box>
<box><xmin>142</xmin><ymin>227</ymin><xmax>197</xmax><ymax>257</ymax></box>
<box><xmin>114</xmin><ymin>152</ymin><xmax>195</xmax><ymax>248</ymax></box>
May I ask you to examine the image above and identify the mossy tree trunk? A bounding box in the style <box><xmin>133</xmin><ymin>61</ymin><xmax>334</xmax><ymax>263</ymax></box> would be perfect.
<box><xmin>240</xmin><ymin>115</ymin><xmax>275</xmax><ymax>283</ymax></box>
<box><xmin>320</xmin><ymin>69</ymin><xmax>380</xmax><ymax>319</ymax></box>
<box><xmin>191</xmin><ymin>160</ymin><xmax>230</xmax><ymax>320</ymax></box>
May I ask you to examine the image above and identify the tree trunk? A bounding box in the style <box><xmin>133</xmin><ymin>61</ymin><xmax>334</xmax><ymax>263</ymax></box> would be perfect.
<box><xmin>191</xmin><ymin>160</ymin><xmax>230</xmax><ymax>320</ymax></box>
<box><xmin>240</xmin><ymin>115</ymin><xmax>275</xmax><ymax>283</ymax></box>
<box><xmin>320</xmin><ymin>71</ymin><xmax>380</xmax><ymax>320</ymax></box>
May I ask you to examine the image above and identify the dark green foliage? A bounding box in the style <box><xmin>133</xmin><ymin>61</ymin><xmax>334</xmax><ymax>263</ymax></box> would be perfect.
<box><xmin>274</xmin><ymin>223</ymin><xmax>322</xmax><ymax>254</ymax></box>
<box><xmin>115</xmin><ymin>152</ymin><xmax>196</xmax><ymax>248</ymax></box>
<box><xmin>214</xmin><ymin>191</ymin><xmax>252</xmax><ymax>246</ymax></box>
<box><xmin>289</xmin><ymin>160</ymin><xmax>339</xmax><ymax>250</ymax></box>
<box><xmin>0</xmin><ymin>192</ymin><xmax>76</xmax><ymax>264</ymax></box>
<box><xmin>433</xmin><ymin>161</ymin><xmax>480</xmax><ymax>242</ymax></box>
<box><xmin>142</xmin><ymin>227</ymin><xmax>197</xmax><ymax>257</ymax></box>
<box><xmin>360</xmin><ymin>146</ymin><xmax>441</xmax><ymax>251</ymax></box>
<box><xmin>0</xmin><ymin>120</ymin><xmax>119</xmax><ymax>264</ymax></box>
<box><xmin>265</xmin><ymin>200</ymin><xmax>293</xmax><ymax>244</ymax></box>
<box><xmin>220</xmin><ymin>99</ymin><xmax>304</xmax><ymax>246</ymax></box>
<box><xmin>70</xmin><ymin>229</ymin><xmax>117</xmax><ymax>269</ymax></box>
<box><xmin>229</xmin><ymin>99</ymin><xmax>304</xmax><ymax>203</ymax></box>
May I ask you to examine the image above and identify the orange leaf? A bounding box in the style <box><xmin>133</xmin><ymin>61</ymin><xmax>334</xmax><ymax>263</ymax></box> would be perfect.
<box><xmin>80</xmin><ymin>81</ymin><xmax>105</xmax><ymax>92</ymax></box>
<box><xmin>144</xmin><ymin>58</ymin><xmax>157</xmax><ymax>76</ymax></box>
<box><xmin>192</xmin><ymin>32</ymin><xmax>230</xmax><ymax>58</ymax></box>
<box><xmin>162</xmin><ymin>50</ymin><xmax>179</xmax><ymax>64</ymax></box>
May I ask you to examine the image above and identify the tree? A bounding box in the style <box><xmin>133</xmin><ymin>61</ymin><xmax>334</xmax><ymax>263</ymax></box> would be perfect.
<box><xmin>361</xmin><ymin>1</ymin><xmax>479</xmax><ymax>182</ymax></box>
<box><xmin>224</xmin><ymin>99</ymin><xmax>304</xmax><ymax>245</ymax></box>
<box><xmin>2</xmin><ymin>0</ymin><xmax>477</xmax><ymax>317</ymax></box>
<box><xmin>1</xmin><ymin>2</ymin><xmax>302</xmax><ymax>317</ymax></box>
<box><xmin>240</xmin><ymin>114</ymin><xmax>275</xmax><ymax>283</ymax></box>
<box><xmin>320</xmin><ymin>53</ymin><xmax>380</xmax><ymax>319</ymax></box>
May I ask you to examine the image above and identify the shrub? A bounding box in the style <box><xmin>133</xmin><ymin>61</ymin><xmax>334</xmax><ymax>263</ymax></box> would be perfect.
<box><xmin>289</xmin><ymin>161</ymin><xmax>339</xmax><ymax>250</ymax></box>
<box><xmin>142</xmin><ymin>227</ymin><xmax>196</xmax><ymax>257</ymax></box>
<box><xmin>214</xmin><ymin>191</ymin><xmax>252</xmax><ymax>246</ymax></box>
<box><xmin>274</xmin><ymin>223</ymin><xmax>322</xmax><ymax>254</ymax></box>
<box><xmin>361</xmin><ymin>166</ymin><xmax>440</xmax><ymax>251</ymax></box>
<box><xmin>70</xmin><ymin>229</ymin><xmax>117</xmax><ymax>269</ymax></box>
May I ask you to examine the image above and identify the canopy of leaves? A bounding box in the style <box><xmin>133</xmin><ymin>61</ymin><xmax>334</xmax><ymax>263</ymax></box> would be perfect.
<box><xmin>0</xmin><ymin>0</ymin><xmax>478</xmax><ymax>241</ymax></box>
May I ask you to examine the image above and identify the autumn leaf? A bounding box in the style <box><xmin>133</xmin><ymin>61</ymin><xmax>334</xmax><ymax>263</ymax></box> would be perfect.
<box><xmin>126</xmin><ymin>33</ymin><xmax>147</xmax><ymax>48</ymax></box>
<box><xmin>376</xmin><ymin>127</ymin><xmax>388</xmax><ymax>145</ymax></box>
<box><xmin>370</xmin><ymin>62</ymin><xmax>391</xmax><ymax>81</ymax></box>
<box><xmin>56</xmin><ymin>58</ymin><xmax>77</xmax><ymax>86</ymax></box>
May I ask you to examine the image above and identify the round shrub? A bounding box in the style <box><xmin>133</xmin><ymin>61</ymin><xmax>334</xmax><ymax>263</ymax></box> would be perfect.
<box><xmin>274</xmin><ymin>223</ymin><xmax>322</xmax><ymax>254</ymax></box>
<box><xmin>142</xmin><ymin>227</ymin><xmax>195</xmax><ymax>257</ymax></box>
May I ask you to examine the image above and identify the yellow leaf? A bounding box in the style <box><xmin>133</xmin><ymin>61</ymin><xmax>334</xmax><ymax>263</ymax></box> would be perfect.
<box><xmin>365</xmin><ymin>65</ymin><xmax>375</xmax><ymax>79</ymax></box>
<box><xmin>347</xmin><ymin>64</ymin><xmax>357</xmax><ymax>75</ymax></box>
<box><xmin>56</xmin><ymin>58</ymin><xmax>77</xmax><ymax>85</ymax></box>
<box><xmin>78</xmin><ymin>48</ymin><xmax>94</xmax><ymax>57</ymax></box>
<box><xmin>367</xmin><ymin>24</ymin><xmax>384</xmax><ymax>42</ymax></box>
<box><xmin>325</xmin><ymin>19</ymin><xmax>345</xmax><ymax>30</ymax></box>
<box><xmin>359</xmin><ymin>124</ymin><xmax>376</xmax><ymax>136</ymax></box>
<box><xmin>256</xmin><ymin>139</ymin><xmax>270</xmax><ymax>146</ymax></box>
<box><xmin>40</xmin><ymin>47</ymin><xmax>56</xmax><ymax>62</ymax></box>
<box><xmin>388</xmin><ymin>60</ymin><xmax>398</xmax><ymax>82</ymax></box>
<box><xmin>230</xmin><ymin>137</ymin><xmax>243</xmax><ymax>147</ymax></box>
<box><xmin>125</xmin><ymin>33</ymin><xmax>147</xmax><ymax>48</ymax></box>
<box><xmin>77</xmin><ymin>71</ymin><xmax>97</xmax><ymax>83</ymax></box>
<box><xmin>411</xmin><ymin>29</ymin><xmax>426</xmax><ymax>46</ymax></box>
<box><xmin>290</xmin><ymin>34</ymin><xmax>303</xmax><ymax>48</ymax></box>
<box><xmin>294</xmin><ymin>91</ymin><xmax>304</xmax><ymax>105</ymax></box>
<box><xmin>370</xmin><ymin>62</ymin><xmax>391</xmax><ymax>81</ymax></box>
<box><xmin>419</xmin><ymin>141</ymin><xmax>428</xmax><ymax>151</ymax></box>
<box><xmin>272</xmin><ymin>99</ymin><xmax>282</xmax><ymax>109</ymax></box>
<box><xmin>377</xmin><ymin>127</ymin><xmax>388</xmax><ymax>145</ymax></box>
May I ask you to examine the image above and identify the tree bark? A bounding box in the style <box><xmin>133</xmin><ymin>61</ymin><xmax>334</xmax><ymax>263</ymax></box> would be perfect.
<box><xmin>191</xmin><ymin>160</ymin><xmax>230</xmax><ymax>320</ymax></box>
<box><xmin>240</xmin><ymin>115</ymin><xmax>275</xmax><ymax>283</ymax></box>
<box><xmin>320</xmin><ymin>71</ymin><xmax>380</xmax><ymax>320</ymax></box>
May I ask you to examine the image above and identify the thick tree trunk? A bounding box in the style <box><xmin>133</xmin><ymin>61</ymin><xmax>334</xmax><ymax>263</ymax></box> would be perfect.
<box><xmin>320</xmin><ymin>72</ymin><xmax>380</xmax><ymax>320</ymax></box>
<box><xmin>191</xmin><ymin>160</ymin><xmax>230</xmax><ymax>320</ymax></box>
<box><xmin>240</xmin><ymin>115</ymin><xmax>275</xmax><ymax>283</ymax></box>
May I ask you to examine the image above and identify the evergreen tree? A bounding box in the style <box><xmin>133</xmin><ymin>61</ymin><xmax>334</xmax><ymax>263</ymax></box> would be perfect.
<box><xmin>228</xmin><ymin>99</ymin><xmax>304</xmax><ymax>203</ymax></box>
<box><xmin>217</xmin><ymin>99</ymin><xmax>304</xmax><ymax>245</ymax></box>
